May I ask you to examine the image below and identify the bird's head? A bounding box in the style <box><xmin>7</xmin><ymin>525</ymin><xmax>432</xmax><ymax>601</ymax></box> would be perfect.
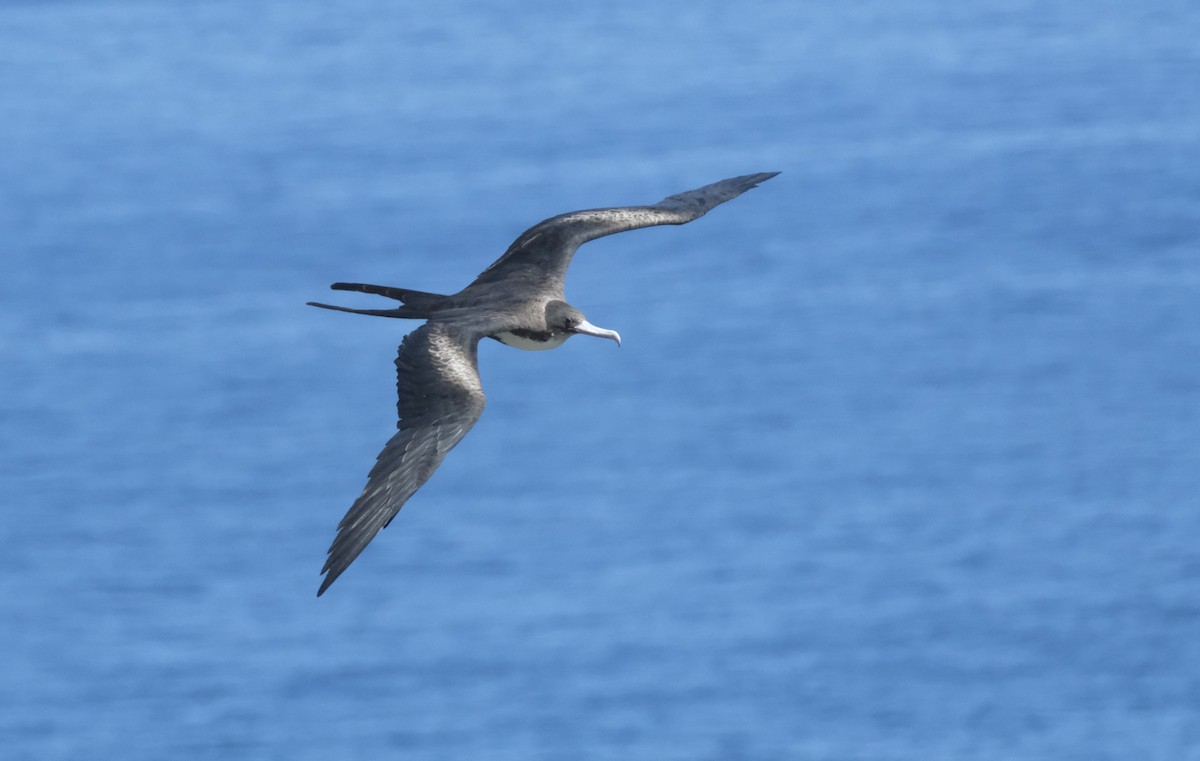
<box><xmin>546</xmin><ymin>300</ymin><xmax>621</xmax><ymax>347</ymax></box>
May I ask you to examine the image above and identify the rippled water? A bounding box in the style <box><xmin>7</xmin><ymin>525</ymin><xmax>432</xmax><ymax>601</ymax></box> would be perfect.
<box><xmin>3</xmin><ymin>1</ymin><xmax>1199</xmax><ymax>759</ymax></box>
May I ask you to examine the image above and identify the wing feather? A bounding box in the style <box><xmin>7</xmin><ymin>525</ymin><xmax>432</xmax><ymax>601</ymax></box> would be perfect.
<box><xmin>317</xmin><ymin>323</ymin><xmax>486</xmax><ymax>595</ymax></box>
<box><xmin>468</xmin><ymin>172</ymin><xmax>779</xmax><ymax>291</ymax></box>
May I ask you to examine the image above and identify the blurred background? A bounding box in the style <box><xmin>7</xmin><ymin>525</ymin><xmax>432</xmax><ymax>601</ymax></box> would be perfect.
<box><xmin>2</xmin><ymin>1</ymin><xmax>1199</xmax><ymax>759</ymax></box>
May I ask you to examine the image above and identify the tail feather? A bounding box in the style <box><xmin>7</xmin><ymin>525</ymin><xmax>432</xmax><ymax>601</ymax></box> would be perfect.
<box><xmin>331</xmin><ymin>282</ymin><xmax>449</xmax><ymax>311</ymax></box>
<box><xmin>309</xmin><ymin>282</ymin><xmax>452</xmax><ymax>320</ymax></box>
<box><xmin>307</xmin><ymin>302</ymin><xmax>427</xmax><ymax>319</ymax></box>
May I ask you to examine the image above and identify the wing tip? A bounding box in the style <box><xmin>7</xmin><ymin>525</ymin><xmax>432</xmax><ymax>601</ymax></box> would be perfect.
<box><xmin>316</xmin><ymin>574</ymin><xmax>334</xmax><ymax>597</ymax></box>
<box><xmin>317</xmin><ymin>552</ymin><xmax>349</xmax><ymax>596</ymax></box>
<box><xmin>741</xmin><ymin>171</ymin><xmax>781</xmax><ymax>188</ymax></box>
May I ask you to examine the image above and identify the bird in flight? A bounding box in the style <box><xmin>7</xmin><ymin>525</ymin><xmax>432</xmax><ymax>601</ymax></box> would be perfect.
<box><xmin>309</xmin><ymin>172</ymin><xmax>779</xmax><ymax>595</ymax></box>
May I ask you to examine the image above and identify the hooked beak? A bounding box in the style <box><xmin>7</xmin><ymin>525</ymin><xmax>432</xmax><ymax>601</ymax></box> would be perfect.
<box><xmin>572</xmin><ymin>318</ymin><xmax>622</xmax><ymax>347</ymax></box>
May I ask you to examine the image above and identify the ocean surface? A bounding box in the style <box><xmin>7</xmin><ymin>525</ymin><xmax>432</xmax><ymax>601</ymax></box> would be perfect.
<box><xmin>3</xmin><ymin>1</ymin><xmax>1199</xmax><ymax>759</ymax></box>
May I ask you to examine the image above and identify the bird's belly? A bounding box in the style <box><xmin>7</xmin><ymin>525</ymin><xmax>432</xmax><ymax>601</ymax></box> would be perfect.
<box><xmin>494</xmin><ymin>330</ymin><xmax>570</xmax><ymax>351</ymax></box>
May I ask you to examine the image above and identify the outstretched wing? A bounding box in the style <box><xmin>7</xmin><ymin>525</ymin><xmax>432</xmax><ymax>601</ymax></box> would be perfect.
<box><xmin>318</xmin><ymin>323</ymin><xmax>486</xmax><ymax>595</ymax></box>
<box><xmin>467</xmin><ymin>172</ymin><xmax>780</xmax><ymax>292</ymax></box>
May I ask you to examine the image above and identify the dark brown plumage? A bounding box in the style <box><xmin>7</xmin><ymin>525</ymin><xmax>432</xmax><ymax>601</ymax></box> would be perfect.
<box><xmin>310</xmin><ymin>172</ymin><xmax>779</xmax><ymax>595</ymax></box>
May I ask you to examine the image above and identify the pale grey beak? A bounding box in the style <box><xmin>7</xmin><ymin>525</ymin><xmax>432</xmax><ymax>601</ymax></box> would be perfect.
<box><xmin>572</xmin><ymin>318</ymin><xmax>622</xmax><ymax>347</ymax></box>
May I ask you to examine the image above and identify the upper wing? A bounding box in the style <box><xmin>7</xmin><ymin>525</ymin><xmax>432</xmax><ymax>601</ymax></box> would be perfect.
<box><xmin>318</xmin><ymin>323</ymin><xmax>486</xmax><ymax>595</ymax></box>
<box><xmin>467</xmin><ymin>172</ymin><xmax>780</xmax><ymax>292</ymax></box>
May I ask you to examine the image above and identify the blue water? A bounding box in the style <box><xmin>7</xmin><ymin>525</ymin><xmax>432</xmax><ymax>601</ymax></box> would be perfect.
<box><xmin>3</xmin><ymin>1</ymin><xmax>1199</xmax><ymax>758</ymax></box>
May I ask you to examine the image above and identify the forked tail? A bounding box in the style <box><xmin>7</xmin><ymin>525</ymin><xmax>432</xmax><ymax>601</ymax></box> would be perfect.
<box><xmin>307</xmin><ymin>282</ymin><xmax>451</xmax><ymax>319</ymax></box>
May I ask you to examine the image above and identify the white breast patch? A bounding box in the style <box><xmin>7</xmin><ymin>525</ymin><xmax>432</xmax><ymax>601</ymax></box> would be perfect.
<box><xmin>494</xmin><ymin>330</ymin><xmax>571</xmax><ymax>351</ymax></box>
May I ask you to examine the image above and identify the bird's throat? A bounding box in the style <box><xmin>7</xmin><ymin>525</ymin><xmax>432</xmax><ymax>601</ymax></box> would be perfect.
<box><xmin>494</xmin><ymin>329</ymin><xmax>570</xmax><ymax>351</ymax></box>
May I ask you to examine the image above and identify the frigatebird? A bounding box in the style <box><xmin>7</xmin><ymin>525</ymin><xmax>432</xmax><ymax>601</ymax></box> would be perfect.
<box><xmin>310</xmin><ymin>172</ymin><xmax>779</xmax><ymax>595</ymax></box>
